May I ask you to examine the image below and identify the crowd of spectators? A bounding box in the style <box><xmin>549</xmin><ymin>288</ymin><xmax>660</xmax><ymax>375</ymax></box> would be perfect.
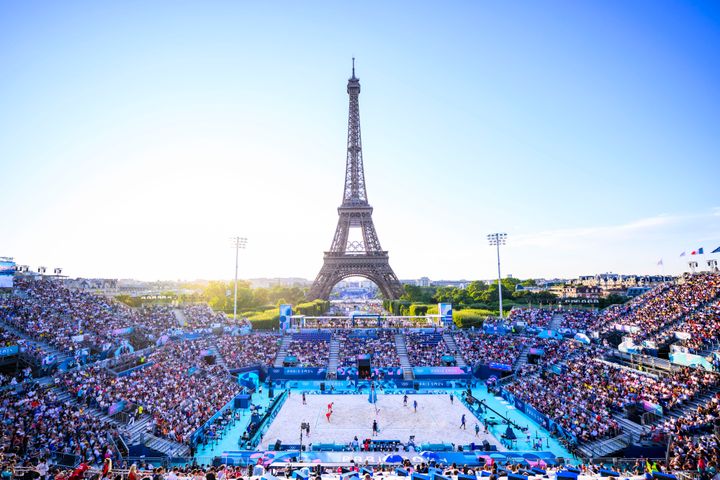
<box><xmin>285</xmin><ymin>333</ymin><xmax>330</xmax><ymax>367</ymax></box>
<box><xmin>59</xmin><ymin>339</ymin><xmax>240</xmax><ymax>445</ymax></box>
<box><xmin>559</xmin><ymin>310</ymin><xmax>600</xmax><ymax>331</ymax></box>
<box><xmin>0</xmin><ymin>278</ymin><xmax>148</xmax><ymax>356</ymax></box>
<box><xmin>0</xmin><ymin>383</ymin><xmax>116</xmax><ymax>464</ymax></box>
<box><xmin>0</xmin><ymin>278</ymin><xmax>245</xmax><ymax>372</ymax></box>
<box><xmin>183</xmin><ymin>305</ymin><xmax>224</xmax><ymax>330</ymax></box>
<box><xmin>0</xmin><ymin>325</ymin><xmax>20</xmax><ymax>347</ymax></box>
<box><xmin>335</xmin><ymin>330</ymin><xmax>400</xmax><ymax>367</ymax></box>
<box><xmin>214</xmin><ymin>333</ymin><xmax>280</xmax><ymax>369</ymax></box>
<box><xmin>508</xmin><ymin>309</ymin><xmax>553</xmax><ymax>328</ymax></box>
<box><xmin>453</xmin><ymin>332</ymin><xmax>533</xmax><ymax>367</ymax></box>
<box><xmin>506</xmin><ymin>354</ymin><xmax>718</xmax><ymax>444</ymax></box>
<box><xmin>507</xmin><ymin>308</ymin><xmax>602</xmax><ymax>332</ymax></box>
<box><xmin>405</xmin><ymin>332</ymin><xmax>451</xmax><ymax>366</ymax></box>
<box><xmin>0</xmin><ymin>459</ymin><xmax>675</xmax><ymax>480</ymax></box>
<box><xmin>135</xmin><ymin>305</ymin><xmax>178</xmax><ymax>335</ymax></box>
<box><xmin>599</xmin><ymin>273</ymin><xmax>720</xmax><ymax>340</ymax></box>
<box><xmin>652</xmin><ymin>299</ymin><xmax>720</xmax><ymax>354</ymax></box>
<box><xmin>667</xmin><ymin>433</ymin><xmax>719</xmax><ymax>474</ymax></box>
<box><xmin>651</xmin><ymin>385</ymin><xmax>720</xmax><ymax>473</ymax></box>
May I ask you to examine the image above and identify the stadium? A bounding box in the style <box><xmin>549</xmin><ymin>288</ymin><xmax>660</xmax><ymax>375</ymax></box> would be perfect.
<box><xmin>3</xmin><ymin>2</ymin><xmax>720</xmax><ymax>480</ymax></box>
<box><xmin>1</xmin><ymin>271</ymin><xmax>720</xmax><ymax>480</ymax></box>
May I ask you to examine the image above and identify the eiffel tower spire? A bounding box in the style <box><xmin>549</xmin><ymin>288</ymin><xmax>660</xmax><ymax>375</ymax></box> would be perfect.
<box><xmin>343</xmin><ymin>57</ymin><xmax>367</xmax><ymax>205</ymax></box>
<box><xmin>308</xmin><ymin>61</ymin><xmax>403</xmax><ymax>300</ymax></box>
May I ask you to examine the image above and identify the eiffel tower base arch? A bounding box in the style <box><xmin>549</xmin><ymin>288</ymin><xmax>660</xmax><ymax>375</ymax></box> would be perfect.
<box><xmin>307</xmin><ymin>254</ymin><xmax>404</xmax><ymax>300</ymax></box>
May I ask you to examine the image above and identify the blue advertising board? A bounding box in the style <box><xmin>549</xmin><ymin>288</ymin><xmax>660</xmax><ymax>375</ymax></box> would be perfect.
<box><xmin>488</xmin><ymin>362</ymin><xmax>513</xmax><ymax>372</ymax></box>
<box><xmin>268</xmin><ymin>367</ymin><xmax>327</xmax><ymax>380</ymax></box>
<box><xmin>413</xmin><ymin>366</ymin><xmax>471</xmax><ymax>379</ymax></box>
<box><xmin>438</xmin><ymin>303</ymin><xmax>453</xmax><ymax>327</ymax></box>
<box><xmin>0</xmin><ymin>345</ymin><xmax>19</xmax><ymax>358</ymax></box>
<box><xmin>500</xmin><ymin>388</ymin><xmax>574</xmax><ymax>442</ymax></box>
<box><xmin>336</xmin><ymin>366</ymin><xmax>404</xmax><ymax>379</ymax></box>
<box><xmin>0</xmin><ymin>259</ymin><xmax>15</xmax><ymax>288</ymax></box>
<box><xmin>279</xmin><ymin>305</ymin><xmax>292</xmax><ymax>330</ymax></box>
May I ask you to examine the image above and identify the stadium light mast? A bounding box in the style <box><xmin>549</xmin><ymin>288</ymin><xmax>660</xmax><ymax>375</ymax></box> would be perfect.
<box><xmin>487</xmin><ymin>233</ymin><xmax>507</xmax><ymax>319</ymax></box>
<box><xmin>232</xmin><ymin>237</ymin><xmax>248</xmax><ymax>321</ymax></box>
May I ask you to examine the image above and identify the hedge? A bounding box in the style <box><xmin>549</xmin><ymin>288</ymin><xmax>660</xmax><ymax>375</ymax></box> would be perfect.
<box><xmin>246</xmin><ymin>309</ymin><xmax>280</xmax><ymax>330</ymax></box>
<box><xmin>295</xmin><ymin>299</ymin><xmax>330</xmax><ymax>316</ymax></box>
<box><xmin>453</xmin><ymin>309</ymin><xmax>491</xmax><ymax>328</ymax></box>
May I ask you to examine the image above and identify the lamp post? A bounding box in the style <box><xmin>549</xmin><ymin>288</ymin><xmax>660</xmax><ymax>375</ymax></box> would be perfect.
<box><xmin>487</xmin><ymin>233</ymin><xmax>507</xmax><ymax>319</ymax></box>
<box><xmin>232</xmin><ymin>237</ymin><xmax>248</xmax><ymax>321</ymax></box>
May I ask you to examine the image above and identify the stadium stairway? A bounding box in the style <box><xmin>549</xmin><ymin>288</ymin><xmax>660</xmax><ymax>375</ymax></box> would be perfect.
<box><xmin>513</xmin><ymin>346</ymin><xmax>530</xmax><ymax>371</ymax></box>
<box><xmin>441</xmin><ymin>332</ymin><xmax>467</xmax><ymax>367</ymax></box>
<box><xmin>54</xmin><ymin>387</ymin><xmax>120</xmax><ymax>428</ymax></box>
<box><xmin>0</xmin><ymin>318</ymin><xmax>71</xmax><ymax>366</ymax></box>
<box><xmin>125</xmin><ymin>415</ymin><xmax>154</xmax><ymax>444</ymax></box>
<box><xmin>394</xmin><ymin>334</ymin><xmax>414</xmax><ymax>380</ymax></box>
<box><xmin>172</xmin><ymin>308</ymin><xmax>188</xmax><ymax>327</ymax></box>
<box><xmin>274</xmin><ymin>335</ymin><xmax>292</xmax><ymax>368</ymax></box>
<box><xmin>326</xmin><ymin>337</ymin><xmax>340</xmax><ymax>379</ymax></box>
<box><xmin>145</xmin><ymin>433</ymin><xmax>191</xmax><ymax>457</ymax></box>
<box><xmin>611</xmin><ymin>414</ymin><xmax>645</xmax><ymax>441</ymax></box>
<box><xmin>549</xmin><ymin>313</ymin><xmax>563</xmax><ymax>331</ymax></box>
<box><xmin>55</xmin><ymin>385</ymin><xmax>154</xmax><ymax>447</ymax></box>
<box><xmin>662</xmin><ymin>384</ymin><xmax>720</xmax><ymax>421</ymax></box>
<box><xmin>577</xmin><ymin>432</ymin><xmax>632</xmax><ymax>460</ymax></box>
<box><xmin>207</xmin><ymin>346</ymin><xmax>230</xmax><ymax>374</ymax></box>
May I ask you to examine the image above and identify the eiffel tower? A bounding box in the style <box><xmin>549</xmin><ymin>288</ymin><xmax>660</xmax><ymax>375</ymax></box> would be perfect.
<box><xmin>307</xmin><ymin>60</ymin><xmax>403</xmax><ymax>300</ymax></box>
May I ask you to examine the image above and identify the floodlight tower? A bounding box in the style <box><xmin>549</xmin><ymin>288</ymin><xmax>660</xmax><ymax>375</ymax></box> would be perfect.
<box><xmin>232</xmin><ymin>237</ymin><xmax>248</xmax><ymax>321</ymax></box>
<box><xmin>487</xmin><ymin>233</ymin><xmax>508</xmax><ymax>319</ymax></box>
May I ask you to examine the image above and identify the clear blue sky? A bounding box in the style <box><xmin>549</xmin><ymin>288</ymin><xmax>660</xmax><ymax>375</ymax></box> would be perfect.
<box><xmin>1</xmin><ymin>1</ymin><xmax>719</xmax><ymax>281</ymax></box>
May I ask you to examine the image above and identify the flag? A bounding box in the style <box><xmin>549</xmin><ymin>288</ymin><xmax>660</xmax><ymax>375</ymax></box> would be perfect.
<box><xmin>679</xmin><ymin>252</ymin><xmax>686</xmax><ymax>257</ymax></box>
<box><xmin>691</xmin><ymin>248</ymin><xmax>704</xmax><ymax>255</ymax></box>
<box><xmin>713</xmin><ymin>246</ymin><xmax>720</xmax><ymax>254</ymax></box>
<box><xmin>657</xmin><ymin>259</ymin><xmax>663</xmax><ymax>266</ymax></box>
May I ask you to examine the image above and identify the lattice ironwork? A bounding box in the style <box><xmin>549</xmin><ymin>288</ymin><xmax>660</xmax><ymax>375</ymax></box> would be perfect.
<box><xmin>308</xmin><ymin>61</ymin><xmax>403</xmax><ymax>300</ymax></box>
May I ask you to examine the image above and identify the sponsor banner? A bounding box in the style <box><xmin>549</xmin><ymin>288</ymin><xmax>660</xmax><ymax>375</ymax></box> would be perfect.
<box><xmin>615</xmin><ymin>324</ymin><xmax>640</xmax><ymax>334</ymax></box>
<box><xmin>438</xmin><ymin>303</ymin><xmax>453</xmax><ymax>327</ymax></box>
<box><xmin>488</xmin><ymin>362</ymin><xmax>512</xmax><ymax>372</ymax></box>
<box><xmin>670</xmin><ymin>351</ymin><xmax>714</xmax><ymax>371</ymax></box>
<box><xmin>0</xmin><ymin>259</ymin><xmax>15</xmax><ymax>288</ymax></box>
<box><xmin>108</xmin><ymin>400</ymin><xmax>126</xmax><ymax>416</ymax></box>
<box><xmin>336</xmin><ymin>366</ymin><xmax>404</xmax><ymax>379</ymax></box>
<box><xmin>641</xmin><ymin>400</ymin><xmax>663</xmax><ymax>416</ymax></box>
<box><xmin>499</xmin><ymin>387</ymin><xmax>574</xmax><ymax>443</ymax></box>
<box><xmin>111</xmin><ymin>327</ymin><xmax>134</xmax><ymax>335</ymax></box>
<box><xmin>395</xmin><ymin>380</ymin><xmax>414</xmax><ymax>389</ymax></box>
<box><xmin>117</xmin><ymin>361</ymin><xmax>154</xmax><ymax>377</ymax></box>
<box><xmin>412</xmin><ymin>366</ymin><xmax>471</xmax><ymax>379</ymax></box>
<box><xmin>524</xmin><ymin>403</ymin><xmax>550</xmax><ymax>430</ymax></box>
<box><xmin>241</xmin><ymin>450</ymin><xmax>556</xmax><ymax>467</ymax></box>
<box><xmin>416</xmin><ymin>379</ymin><xmax>462</xmax><ymax>388</ymax></box>
<box><xmin>0</xmin><ymin>345</ymin><xmax>19</xmax><ymax>357</ymax></box>
<box><xmin>268</xmin><ymin>367</ymin><xmax>327</xmax><ymax>380</ymax></box>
